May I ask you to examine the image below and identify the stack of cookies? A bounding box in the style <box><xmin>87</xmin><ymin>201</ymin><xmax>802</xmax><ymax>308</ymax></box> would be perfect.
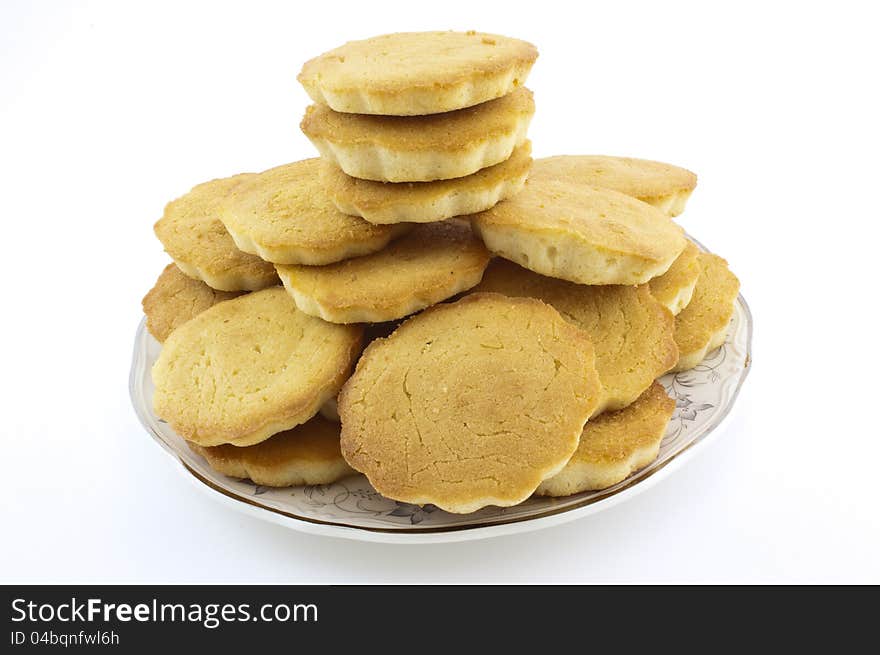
<box><xmin>142</xmin><ymin>31</ymin><xmax>740</xmax><ymax>514</ymax></box>
<box><xmin>298</xmin><ymin>31</ymin><xmax>536</xmax><ymax>218</ymax></box>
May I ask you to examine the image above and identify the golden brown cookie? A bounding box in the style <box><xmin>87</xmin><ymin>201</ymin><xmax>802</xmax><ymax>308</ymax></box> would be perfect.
<box><xmin>153</xmin><ymin>174</ymin><xmax>279</xmax><ymax>291</ymax></box>
<box><xmin>473</xmin><ymin>259</ymin><xmax>677</xmax><ymax>415</ymax></box>
<box><xmin>218</xmin><ymin>159</ymin><xmax>410</xmax><ymax>265</ymax></box>
<box><xmin>649</xmin><ymin>241</ymin><xmax>702</xmax><ymax>315</ymax></box>
<box><xmin>672</xmin><ymin>253</ymin><xmax>740</xmax><ymax>372</ymax></box>
<box><xmin>535</xmin><ymin>383</ymin><xmax>675</xmax><ymax>496</ymax></box>
<box><xmin>152</xmin><ymin>287</ymin><xmax>363</xmax><ymax>447</ymax></box>
<box><xmin>300</xmin><ymin>88</ymin><xmax>534</xmax><ymax>182</ymax></box>
<box><xmin>472</xmin><ymin>175</ymin><xmax>686</xmax><ymax>285</ymax></box>
<box><xmin>142</xmin><ymin>263</ymin><xmax>243</xmax><ymax>342</ymax></box>
<box><xmin>338</xmin><ymin>293</ymin><xmax>603</xmax><ymax>513</ymax></box>
<box><xmin>321</xmin><ymin>141</ymin><xmax>532</xmax><ymax>224</ymax></box>
<box><xmin>188</xmin><ymin>415</ymin><xmax>354</xmax><ymax>487</ymax></box>
<box><xmin>529</xmin><ymin>156</ymin><xmax>697</xmax><ymax>217</ymax></box>
<box><xmin>298</xmin><ymin>31</ymin><xmax>538</xmax><ymax>115</ymax></box>
<box><xmin>275</xmin><ymin>220</ymin><xmax>490</xmax><ymax>324</ymax></box>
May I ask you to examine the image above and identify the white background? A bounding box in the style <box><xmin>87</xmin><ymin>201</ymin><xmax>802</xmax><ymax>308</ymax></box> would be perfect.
<box><xmin>1</xmin><ymin>0</ymin><xmax>878</xmax><ymax>583</ymax></box>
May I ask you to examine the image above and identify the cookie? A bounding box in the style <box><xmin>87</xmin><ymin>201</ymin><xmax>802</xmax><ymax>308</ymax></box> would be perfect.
<box><xmin>300</xmin><ymin>87</ymin><xmax>534</xmax><ymax>182</ymax></box>
<box><xmin>188</xmin><ymin>415</ymin><xmax>354</xmax><ymax>487</ymax></box>
<box><xmin>671</xmin><ymin>253</ymin><xmax>740</xmax><ymax>372</ymax></box>
<box><xmin>142</xmin><ymin>263</ymin><xmax>243</xmax><ymax>342</ymax></box>
<box><xmin>529</xmin><ymin>155</ymin><xmax>697</xmax><ymax>217</ymax></box>
<box><xmin>321</xmin><ymin>141</ymin><xmax>532</xmax><ymax>224</ymax></box>
<box><xmin>473</xmin><ymin>259</ymin><xmax>677</xmax><ymax>416</ymax></box>
<box><xmin>153</xmin><ymin>174</ymin><xmax>279</xmax><ymax>291</ymax></box>
<box><xmin>648</xmin><ymin>241</ymin><xmax>702</xmax><ymax>315</ymax></box>
<box><xmin>535</xmin><ymin>383</ymin><xmax>675</xmax><ymax>496</ymax></box>
<box><xmin>298</xmin><ymin>31</ymin><xmax>538</xmax><ymax>116</ymax></box>
<box><xmin>338</xmin><ymin>293</ymin><xmax>603</xmax><ymax>514</ymax></box>
<box><xmin>472</xmin><ymin>175</ymin><xmax>686</xmax><ymax>285</ymax></box>
<box><xmin>276</xmin><ymin>221</ymin><xmax>490</xmax><ymax>324</ymax></box>
<box><xmin>218</xmin><ymin>159</ymin><xmax>410</xmax><ymax>265</ymax></box>
<box><xmin>152</xmin><ymin>287</ymin><xmax>363</xmax><ymax>447</ymax></box>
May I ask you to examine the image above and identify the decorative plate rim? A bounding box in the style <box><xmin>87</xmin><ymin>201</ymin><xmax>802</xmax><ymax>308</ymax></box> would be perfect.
<box><xmin>130</xmin><ymin>252</ymin><xmax>752</xmax><ymax>544</ymax></box>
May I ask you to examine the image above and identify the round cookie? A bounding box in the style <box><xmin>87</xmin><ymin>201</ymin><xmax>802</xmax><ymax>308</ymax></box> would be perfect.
<box><xmin>218</xmin><ymin>159</ymin><xmax>411</xmax><ymax>265</ymax></box>
<box><xmin>300</xmin><ymin>87</ymin><xmax>534</xmax><ymax>182</ymax></box>
<box><xmin>142</xmin><ymin>263</ymin><xmax>243</xmax><ymax>342</ymax></box>
<box><xmin>649</xmin><ymin>241</ymin><xmax>702</xmax><ymax>315</ymax></box>
<box><xmin>298</xmin><ymin>31</ymin><xmax>538</xmax><ymax>116</ymax></box>
<box><xmin>472</xmin><ymin>175</ymin><xmax>686</xmax><ymax>285</ymax></box>
<box><xmin>321</xmin><ymin>141</ymin><xmax>532</xmax><ymax>224</ymax></box>
<box><xmin>188</xmin><ymin>415</ymin><xmax>354</xmax><ymax>487</ymax></box>
<box><xmin>529</xmin><ymin>155</ymin><xmax>697</xmax><ymax>217</ymax></box>
<box><xmin>154</xmin><ymin>174</ymin><xmax>279</xmax><ymax>291</ymax></box>
<box><xmin>152</xmin><ymin>287</ymin><xmax>363</xmax><ymax>447</ymax></box>
<box><xmin>473</xmin><ymin>259</ymin><xmax>678</xmax><ymax>416</ymax></box>
<box><xmin>535</xmin><ymin>383</ymin><xmax>675</xmax><ymax>497</ymax></box>
<box><xmin>338</xmin><ymin>293</ymin><xmax>603</xmax><ymax>514</ymax></box>
<box><xmin>671</xmin><ymin>253</ymin><xmax>740</xmax><ymax>372</ymax></box>
<box><xmin>275</xmin><ymin>220</ymin><xmax>491</xmax><ymax>324</ymax></box>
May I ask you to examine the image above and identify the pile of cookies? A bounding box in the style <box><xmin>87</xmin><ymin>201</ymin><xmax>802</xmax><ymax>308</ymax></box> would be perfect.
<box><xmin>142</xmin><ymin>31</ymin><xmax>740</xmax><ymax>514</ymax></box>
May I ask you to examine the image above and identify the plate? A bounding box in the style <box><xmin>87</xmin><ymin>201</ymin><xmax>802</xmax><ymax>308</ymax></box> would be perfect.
<box><xmin>130</xmin><ymin>270</ymin><xmax>752</xmax><ymax>543</ymax></box>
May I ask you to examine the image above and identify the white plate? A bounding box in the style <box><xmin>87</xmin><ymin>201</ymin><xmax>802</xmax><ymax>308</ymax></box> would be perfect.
<box><xmin>130</xmin><ymin>273</ymin><xmax>752</xmax><ymax>544</ymax></box>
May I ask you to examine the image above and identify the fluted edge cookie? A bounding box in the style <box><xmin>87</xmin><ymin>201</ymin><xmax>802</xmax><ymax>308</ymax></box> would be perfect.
<box><xmin>472</xmin><ymin>178</ymin><xmax>686</xmax><ymax>285</ymax></box>
<box><xmin>535</xmin><ymin>383</ymin><xmax>675</xmax><ymax>496</ymax></box>
<box><xmin>321</xmin><ymin>141</ymin><xmax>532</xmax><ymax>224</ymax></box>
<box><xmin>154</xmin><ymin>174</ymin><xmax>279</xmax><ymax>291</ymax></box>
<box><xmin>218</xmin><ymin>159</ymin><xmax>411</xmax><ymax>265</ymax></box>
<box><xmin>142</xmin><ymin>263</ymin><xmax>243</xmax><ymax>342</ymax></box>
<box><xmin>649</xmin><ymin>241</ymin><xmax>702</xmax><ymax>315</ymax></box>
<box><xmin>188</xmin><ymin>415</ymin><xmax>354</xmax><ymax>487</ymax></box>
<box><xmin>276</xmin><ymin>220</ymin><xmax>490</xmax><ymax>324</ymax></box>
<box><xmin>152</xmin><ymin>287</ymin><xmax>363</xmax><ymax>447</ymax></box>
<box><xmin>298</xmin><ymin>31</ymin><xmax>538</xmax><ymax>116</ymax></box>
<box><xmin>338</xmin><ymin>292</ymin><xmax>603</xmax><ymax>513</ymax></box>
<box><xmin>671</xmin><ymin>253</ymin><xmax>740</xmax><ymax>372</ymax></box>
<box><xmin>301</xmin><ymin>88</ymin><xmax>534</xmax><ymax>182</ymax></box>
<box><xmin>529</xmin><ymin>155</ymin><xmax>697</xmax><ymax>217</ymax></box>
